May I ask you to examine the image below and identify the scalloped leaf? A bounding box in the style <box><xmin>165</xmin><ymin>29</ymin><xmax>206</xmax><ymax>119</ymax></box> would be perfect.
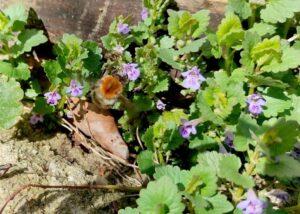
<box><xmin>137</xmin><ymin>176</ymin><xmax>185</xmax><ymax>214</ymax></box>
<box><xmin>227</xmin><ymin>0</ymin><xmax>252</xmax><ymax>20</ymax></box>
<box><xmin>263</xmin><ymin>87</ymin><xmax>292</xmax><ymax>118</ymax></box>
<box><xmin>260</xmin><ymin>0</ymin><xmax>300</xmax><ymax>24</ymax></box>
<box><xmin>262</xmin><ymin>42</ymin><xmax>300</xmax><ymax>73</ymax></box>
<box><xmin>218</xmin><ymin>155</ymin><xmax>254</xmax><ymax>188</ymax></box>
<box><xmin>233</xmin><ymin>113</ymin><xmax>259</xmax><ymax>151</ymax></box>
<box><xmin>118</xmin><ymin>207</ymin><xmax>139</xmax><ymax>214</ymax></box>
<box><xmin>248</xmin><ymin>23</ymin><xmax>276</xmax><ymax>37</ymax></box>
<box><xmin>259</xmin><ymin>118</ymin><xmax>300</xmax><ymax>157</ymax></box>
<box><xmin>0</xmin><ymin>76</ymin><xmax>23</xmax><ymax>129</ymax></box>
<box><xmin>137</xmin><ymin>150</ymin><xmax>155</xmax><ymax>175</ymax></box>
<box><xmin>0</xmin><ymin>61</ymin><xmax>30</xmax><ymax>80</ymax></box>
<box><xmin>256</xmin><ymin>155</ymin><xmax>300</xmax><ymax>178</ymax></box>
<box><xmin>216</xmin><ymin>13</ymin><xmax>244</xmax><ymax>47</ymax></box>
<box><xmin>250</xmin><ymin>36</ymin><xmax>281</xmax><ymax>67</ymax></box>
<box><xmin>11</xmin><ymin>29</ymin><xmax>47</xmax><ymax>57</ymax></box>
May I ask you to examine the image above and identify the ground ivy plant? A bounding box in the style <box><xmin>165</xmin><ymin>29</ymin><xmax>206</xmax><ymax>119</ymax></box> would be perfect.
<box><xmin>0</xmin><ymin>1</ymin><xmax>300</xmax><ymax>213</ymax></box>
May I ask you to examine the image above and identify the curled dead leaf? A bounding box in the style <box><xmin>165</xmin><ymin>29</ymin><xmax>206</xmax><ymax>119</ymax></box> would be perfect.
<box><xmin>70</xmin><ymin>98</ymin><xmax>129</xmax><ymax>160</ymax></box>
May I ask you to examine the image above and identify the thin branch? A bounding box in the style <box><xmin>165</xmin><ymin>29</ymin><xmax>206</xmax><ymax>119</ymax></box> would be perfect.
<box><xmin>136</xmin><ymin>127</ymin><xmax>144</xmax><ymax>150</ymax></box>
<box><xmin>288</xmin><ymin>34</ymin><xmax>299</xmax><ymax>43</ymax></box>
<box><xmin>0</xmin><ymin>164</ymin><xmax>13</xmax><ymax>177</ymax></box>
<box><xmin>0</xmin><ymin>183</ymin><xmax>142</xmax><ymax>214</ymax></box>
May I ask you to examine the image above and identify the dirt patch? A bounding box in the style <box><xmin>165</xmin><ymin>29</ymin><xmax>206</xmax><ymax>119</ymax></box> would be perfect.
<box><xmin>0</xmin><ymin>126</ymin><xmax>129</xmax><ymax>213</ymax></box>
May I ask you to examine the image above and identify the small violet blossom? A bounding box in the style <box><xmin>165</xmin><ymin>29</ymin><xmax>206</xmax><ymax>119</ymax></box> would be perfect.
<box><xmin>117</xmin><ymin>23</ymin><xmax>130</xmax><ymax>35</ymax></box>
<box><xmin>141</xmin><ymin>8</ymin><xmax>149</xmax><ymax>20</ymax></box>
<box><xmin>246</xmin><ymin>93</ymin><xmax>266</xmax><ymax>116</ymax></box>
<box><xmin>122</xmin><ymin>63</ymin><xmax>140</xmax><ymax>81</ymax></box>
<box><xmin>237</xmin><ymin>189</ymin><xmax>267</xmax><ymax>214</ymax></box>
<box><xmin>156</xmin><ymin>99</ymin><xmax>166</xmax><ymax>111</ymax></box>
<box><xmin>66</xmin><ymin>80</ymin><xmax>83</xmax><ymax>97</ymax></box>
<box><xmin>44</xmin><ymin>91</ymin><xmax>61</xmax><ymax>106</ymax></box>
<box><xmin>29</xmin><ymin>114</ymin><xmax>44</xmax><ymax>125</ymax></box>
<box><xmin>179</xmin><ymin>119</ymin><xmax>197</xmax><ymax>139</ymax></box>
<box><xmin>224</xmin><ymin>131</ymin><xmax>234</xmax><ymax>148</ymax></box>
<box><xmin>182</xmin><ymin>67</ymin><xmax>206</xmax><ymax>90</ymax></box>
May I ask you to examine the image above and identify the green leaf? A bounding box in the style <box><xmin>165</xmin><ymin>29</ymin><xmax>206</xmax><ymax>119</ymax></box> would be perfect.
<box><xmin>204</xmin><ymin>193</ymin><xmax>234</xmax><ymax>214</ymax></box>
<box><xmin>259</xmin><ymin>118</ymin><xmax>300</xmax><ymax>157</ymax></box>
<box><xmin>262</xmin><ymin>42</ymin><xmax>300</xmax><ymax>73</ymax></box>
<box><xmin>137</xmin><ymin>150</ymin><xmax>155</xmax><ymax>175</ymax></box>
<box><xmin>263</xmin><ymin>87</ymin><xmax>292</xmax><ymax>118</ymax></box>
<box><xmin>133</xmin><ymin>95</ymin><xmax>154</xmax><ymax>112</ymax></box>
<box><xmin>286</xmin><ymin>95</ymin><xmax>300</xmax><ymax>124</ymax></box>
<box><xmin>191</xmin><ymin>10</ymin><xmax>210</xmax><ymax>38</ymax></box>
<box><xmin>250</xmin><ymin>36</ymin><xmax>281</xmax><ymax>67</ymax></box>
<box><xmin>33</xmin><ymin>97</ymin><xmax>55</xmax><ymax>115</ymax></box>
<box><xmin>218</xmin><ymin>155</ymin><xmax>254</xmax><ymax>188</ymax></box>
<box><xmin>197</xmin><ymin>151</ymin><xmax>224</xmax><ymax>175</ymax></box>
<box><xmin>248</xmin><ymin>23</ymin><xmax>276</xmax><ymax>37</ymax></box>
<box><xmin>4</xmin><ymin>4</ymin><xmax>27</xmax><ymax>30</ymax></box>
<box><xmin>233</xmin><ymin>113</ymin><xmax>259</xmax><ymax>151</ymax></box>
<box><xmin>152</xmin><ymin>78</ymin><xmax>169</xmax><ymax>93</ymax></box>
<box><xmin>247</xmin><ymin>75</ymin><xmax>288</xmax><ymax>89</ymax></box>
<box><xmin>216</xmin><ymin>13</ymin><xmax>244</xmax><ymax>47</ymax></box>
<box><xmin>11</xmin><ymin>29</ymin><xmax>47</xmax><ymax>57</ymax></box>
<box><xmin>118</xmin><ymin>207</ymin><xmax>139</xmax><ymax>214</ymax></box>
<box><xmin>42</xmin><ymin>60</ymin><xmax>63</xmax><ymax>85</ymax></box>
<box><xmin>167</xmin><ymin>9</ymin><xmax>209</xmax><ymax>39</ymax></box>
<box><xmin>256</xmin><ymin>155</ymin><xmax>300</xmax><ymax>178</ymax></box>
<box><xmin>240</xmin><ymin>31</ymin><xmax>261</xmax><ymax>70</ymax></box>
<box><xmin>260</xmin><ymin>0</ymin><xmax>300</xmax><ymax>23</ymax></box>
<box><xmin>177</xmin><ymin>38</ymin><xmax>206</xmax><ymax>55</ymax></box>
<box><xmin>190</xmin><ymin>165</ymin><xmax>218</xmax><ymax>197</ymax></box>
<box><xmin>0</xmin><ymin>62</ymin><xmax>30</xmax><ymax>80</ymax></box>
<box><xmin>137</xmin><ymin>176</ymin><xmax>185</xmax><ymax>214</ymax></box>
<box><xmin>189</xmin><ymin>134</ymin><xmax>217</xmax><ymax>149</ymax></box>
<box><xmin>154</xmin><ymin>165</ymin><xmax>190</xmax><ymax>187</ymax></box>
<box><xmin>160</xmin><ymin>36</ymin><xmax>175</xmax><ymax>49</ymax></box>
<box><xmin>0</xmin><ymin>76</ymin><xmax>23</xmax><ymax>129</ymax></box>
<box><xmin>227</xmin><ymin>0</ymin><xmax>252</xmax><ymax>20</ymax></box>
<box><xmin>158</xmin><ymin>48</ymin><xmax>182</xmax><ymax>70</ymax></box>
<box><xmin>82</xmin><ymin>40</ymin><xmax>102</xmax><ymax>77</ymax></box>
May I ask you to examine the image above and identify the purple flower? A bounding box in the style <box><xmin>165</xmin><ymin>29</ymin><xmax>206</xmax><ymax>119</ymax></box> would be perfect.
<box><xmin>117</xmin><ymin>23</ymin><xmax>130</xmax><ymax>35</ymax></box>
<box><xmin>179</xmin><ymin>119</ymin><xmax>197</xmax><ymax>139</ymax></box>
<box><xmin>247</xmin><ymin>93</ymin><xmax>266</xmax><ymax>116</ymax></box>
<box><xmin>156</xmin><ymin>99</ymin><xmax>166</xmax><ymax>110</ymax></box>
<box><xmin>122</xmin><ymin>63</ymin><xmax>140</xmax><ymax>81</ymax></box>
<box><xmin>29</xmin><ymin>114</ymin><xmax>44</xmax><ymax>125</ymax></box>
<box><xmin>141</xmin><ymin>8</ymin><xmax>149</xmax><ymax>20</ymax></box>
<box><xmin>66</xmin><ymin>80</ymin><xmax>83</xmax><ymax>97</ymax></box>
<box><xmin>224</xmin><ymin>131</ymin><xmax>234</xmax><ymax>148</ymax></box>
<box><xmin>237</xmin><ymin>189</ymin><xmax>267</xmax><ymax>214</ymax></box>
<box><xmin>44</xmin><ymin>91</ymin><xmax>61</xmax><ymax>106</ymax></box>
<box><xmin>182</xmin><ymin>67</ymin><xmax>206</xmax><ymax>90</ymax></box>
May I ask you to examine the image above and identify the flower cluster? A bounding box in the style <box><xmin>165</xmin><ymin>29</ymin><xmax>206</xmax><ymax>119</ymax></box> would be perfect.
<box><xmin>237</xmin><ymin>189</ymin><xmax>266</xmax><ymax>214</ymax></box>
<box><xmin>44</xmin><ymin>91</ymin><xmax>61</xmax><ymax>106</ymax></box>
<box><xmin>66</xmin><ymin>80</ymin><xmax>83</xmax><ymax>97</ymax></box>
<box><xmin>181</xmin><ymin>67</ymin><xmax>206</xmax><ymax>90</ymax></box>
<box><xmin>156</xmin><ymin>99</ymin><xmax>166</xmax><ymax>111</ymax></box>
<box><xmin>246</xmin><ymin>93</ymin><xmax>266</xmax><ymax>116</ymax></box>
<box><xmin>141</xmin><ymin>8</ymin><xmax>149</xmax><ymax>20</ymax></box>
<box><xmin>179</xmin><ymin>119</ymin><xmax>197</xmax><ymax>139</ymax></box>
<box><xmin>122</xmin><ymin>63</ymin><xmax>140</xmax><ymax>81</ymax></box>
<box><xmin>117</xmin><ymin>23</ymin><xmax>130</xmax><ymax>35</ymax></box>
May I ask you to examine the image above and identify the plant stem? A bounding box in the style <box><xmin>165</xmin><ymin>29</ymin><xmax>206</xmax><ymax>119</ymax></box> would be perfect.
<box><xmin>283</xmin><ymin>18</ymin><xmax>292</xmax><ymax>39</ymax></box>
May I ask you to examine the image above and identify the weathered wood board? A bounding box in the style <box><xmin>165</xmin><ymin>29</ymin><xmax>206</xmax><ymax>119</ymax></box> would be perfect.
<box><xmin>0</xmin><ymin>0</ymin><xmax>227</xmax><ymax>42</ymax></box>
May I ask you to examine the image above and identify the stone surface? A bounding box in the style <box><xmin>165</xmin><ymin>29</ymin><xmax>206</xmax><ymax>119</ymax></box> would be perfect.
<box><xmin>0</xmin><ymin>0</ymin><xmax>227</xmax><ymax>42</ymax></box>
